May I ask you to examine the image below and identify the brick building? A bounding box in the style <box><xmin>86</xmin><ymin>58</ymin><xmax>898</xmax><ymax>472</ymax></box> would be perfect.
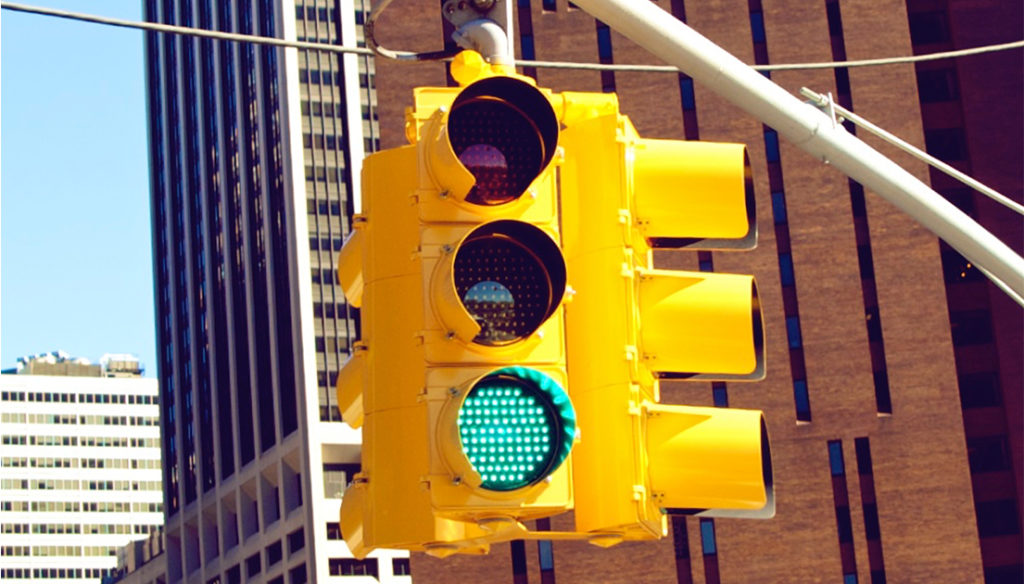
<box><xmin>367</xmin><ymin>0</ymin><xmax>1022</xmax><ymax>582</ymax></box>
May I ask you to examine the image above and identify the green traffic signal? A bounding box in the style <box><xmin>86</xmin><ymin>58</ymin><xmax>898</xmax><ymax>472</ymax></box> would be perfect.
<box><xmin>457</xmin><ymin>367</ymin><xmax>576</xmax><ymax>491</ymax></box>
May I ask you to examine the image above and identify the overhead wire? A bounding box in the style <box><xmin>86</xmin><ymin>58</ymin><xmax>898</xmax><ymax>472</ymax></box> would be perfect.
<box><xmin>3</xmin><ymin>1</ymin><xmax>1022</xmax><ymax>73</ymax></box>
<box><xmin>802</xmin><ymin>87</ymin><xmax>1024</xmax><ymax>217</ymax></box>
<box><xmin>6</xmin><ymin>0</ymin><xmax>1022</xmax><ymax>220</ymax></box>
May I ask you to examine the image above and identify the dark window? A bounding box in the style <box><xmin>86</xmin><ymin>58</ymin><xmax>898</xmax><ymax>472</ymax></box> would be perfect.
<box><xmin>764</xmin><ymin>129</ymin><xmax>781</xmax><ymax>163</ymax></box>
<box><xmin>779</xmin><ymin>253</ymin><xmax>795</xmax><ymax>286</ymax></box>
<box><xmin>542</xmin><ymin>0</ymin><xmax>556</xmax><ymax>11</ymax></box>
<box><xmin>393</xmin><ymin>558</ymin><xmax>411</xmax><ymax>576</ymax></box>
<box><xmin>245</xmin><ymin>553</ymin><xmax>261</xmax><ymax>578</ymax></box>
<box><xmin>679</xmin><ymin>77</ymin><xmax>696</xmax><ymax>111</ymax></box>
<box><xmin>329</xmin><ymin>558</ymin><xmax>379</xmax><ymax>577</ymax></box>
<box><xmin>949</xmin><ymin>310</ymin><xmax>993</xmax><ymax>346</ymax></box>
<box><xmin>266</xmin><ymin>540</ymin><xmax>283</xmax><ymax>566</ymax></box>
<box><xmin>917</xmin><ymin>68</ymin><xmax>959</xmax><ymax>103</ymax></box>
<box><xmin>958</xmin><ymin>372</ymin><xmax>1001</xmax><ymax>408</ymax></box>
<box><xmin>825</xmin><ymin>1</ymin><xmax>843</xmax><ymax>36</ymax></box>
<box><xmin>855</xmin><ymin>438</ymin><xmax>875</xmax><ymax>475</ymax></box>
<box><xmin>596</xmin><ymin>23</ymin><xmax>613</xmax><ymax>60</ymax></box>
<box><xmin>940</xmin><ymin>188</ymin><xmax>974</xmax><ymax>214</ymax></box>
<box><xmin>794</xmin><ymin>380</ymin><xmax>811</xmax><ymax>421</ymax></box>
<box><xmin>712</xmin><ymin>384</ymin><xmax>729</xmax><ymax>407</ymax></box>
<box><xmin>908</xmin><ymin>11</ymin><xmax>949</xmax><ymax>45</ymax></box>
<box><xmin>771</xmin><ymin>191</ymin><xmax>787</xmax><ymax>224</ymax></box>
<box><xmin>862</xmin><ymin>503</ymin><xmax>881</xmax><ymax>540</ymax></box>
<box><xmin>828</xmin><ymin>441</ymin><xmax>846</xmax><ymax>476</ymax></box>
<box><xmin>288</xmin><ymin>528</ymin><xmax>305</xmax><ymax>554</ymax></box>
<box><xmin>289</xmin><ymin>563</ymin><xmax>307</xmax><ymax>584</ymax></box>
<box><xmin>749</xmin><ymin>11</ymin><xmax>766</xmax><ymax>43</ymax></box>
<box><xmin>984</xmin><ymin>564</ymin><xmax>1024</xmax><ymax>583</ymax></box>
<box><xmin>786</xmin><ymin>316</ymin><xmax>803</xmax><ymax>348</ymax></box>
<box><xmin>941</xmin><ymin>248</ymin><xmax>984</xmax><ymax>283</ymax></box>
<box><xmin>326</xmin><ymin>522</ymin><xmax>342</xmax><ymax>540</ymax></box>
<box><xmin>857</xmin><ymin>244</ymin><xmax>875</xmax><ymax>280</ymax></box>
<box><xmin>865</xmin><ymin>307</ymin><xmax>883</xmax><ymax>342</ymax></box>
<box><xmin>835</xmin><ymin>506</ymin><xmax>854</xmax><ymax>543</ymax></box>
<box><xmin>226</xmin><ymin>565</ymin><xmax>241</xmax><ymax>584</ymax></box>
<box><xmin>967</xmin><ymin>436</ymin><xmax>1011</xmax><ymax>473</ymax></box>
<box><xmin>924</xmin><ymin>128</ymin><xmax>966</xmax><ymax>162</ymax></box>
<box><xmin>976</xmin><ymin>499</ymin><xmax>1021</xmax><ymax>537</ymax></box>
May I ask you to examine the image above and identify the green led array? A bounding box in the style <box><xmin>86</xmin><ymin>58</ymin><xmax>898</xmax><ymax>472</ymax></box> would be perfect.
<box><xmin>457</xmin><ymin>373</ymin><xmax>563</xmax><ymax>491</ymax></box>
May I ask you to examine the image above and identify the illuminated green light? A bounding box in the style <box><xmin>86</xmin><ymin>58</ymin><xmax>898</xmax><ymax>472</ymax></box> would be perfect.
<box><xmin>456</xmin><ymin>367</ymin><xmax>575</xmax><ymax>492</ymax></box>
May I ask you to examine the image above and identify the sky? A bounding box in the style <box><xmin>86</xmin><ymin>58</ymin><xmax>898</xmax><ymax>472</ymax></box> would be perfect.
<box><xmin>1</xmin><ymin>2</ymin><xmax>157</xmax><ymax>375</ymax></box>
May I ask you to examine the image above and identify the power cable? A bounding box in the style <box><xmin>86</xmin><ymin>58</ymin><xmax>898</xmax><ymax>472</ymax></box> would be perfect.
<box><xmin>802</xmin><ymin>87</ymin><xmax>1024</xmax><ymax>217</ymax></box>
<box><xmin>3</xmin><ymin>1</ymin><xmax>1022</xmax><ymax>73</ymax></box>
<box><xmin>1</xmin><ymin>1</ymin><xmax>375</xmax><ymax>56</ymax></box>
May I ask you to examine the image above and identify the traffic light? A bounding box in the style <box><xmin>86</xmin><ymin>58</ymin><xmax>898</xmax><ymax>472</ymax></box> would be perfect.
<box><xmin>558</xmin><ymin>97</ymin><xmax>774</xmax><ymax>544</ymax></box>
<box><xmin>337</xmin><ymin>50</ymin><xmax>773</xmax><ymax>558</ymax></box>
<box><xmin>336</xmin><ymin>53</ymin><xmax>576</xmax><ymax>558</ymax></box>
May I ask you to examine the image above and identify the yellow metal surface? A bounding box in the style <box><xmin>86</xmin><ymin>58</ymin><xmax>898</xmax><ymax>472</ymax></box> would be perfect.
<box><xmin>638</xmin><ymin>269</ymin><xmax>764</xmax><ymax>379</ymax></box>
<box><xmin>645</xmin><ymin>404</ymin><xmax>770</xmax><ymax>512</ymax></box>
<box><xmin>341</xmin><ymin>61</ymin><xmax>583</xmax><ymax>557</ymax></box>
<box><xmin>558</xmin><ymin>83</ymin><xmax>771</xmax><ymax>542</ymax></box>
<box><xmin>630</xmin><ymin>137</ymin><xmax>755</xmax><ymax>250</ymax></box>
<box><xmin>336</xmin><ymin>346</ymin><xmax>365</xmax><ymax>428</ymax></box>
<box><xmin>336</xmin><ymin>227</ymin><xmax>364</xmax><ymax>308</ymax></box>
<box><xmin>341</xmin><ymin>64</ymin><xmax>772</xmax><ymax>556</ymax></box>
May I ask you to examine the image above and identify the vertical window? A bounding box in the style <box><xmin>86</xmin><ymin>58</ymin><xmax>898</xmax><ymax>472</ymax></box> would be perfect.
<box><xmin>794</xmin><ymin>380</ymin><xmax>811</xmax><ymax>421</ymax></box>
<box><xmin>917</xmin><ymin>68</ymin><xmax>959</xmax><ymax>103</ymax></box>
<box><xmin>770</xmin><ymin>191</ymin><xmax>787</xmax><ymax>224</ymax></box>
<box><xmin>699</xmin><ymin>519</ymin><xmax>717</xmax><ymax>555</ymax></box>
<box><xmin>908</xmin><ymin>11</ymin><xmax>950</xmax><ymax>45</ymax></box>
<box><xmin>786</xmin><ymin>316</ymin><xmax>803</xmax><ymax>349</ymax></box>
<box><xmin>596</xmin><ymin>24</ymin><xmax>613</xmax><ymax>59</ymax></box>
<box><xmin>712</xmin><ymin>384</ymin><xmax>729</xmax><ymax>407</ymax></box>
<box><xmin>778</xmin><ymin>254</ymin><xmax>795</xmax><ymax>286</ymax></box>
<box><xmin>828</xmin><ymin>441</ymin><xmax>846</xmax><ymax>476</ymax></box>
<box><xmin>749</xmin><ymin>11</ymin><xmax>766</xmax><ymax>43</ymax></box>
<box><xmin>763</xmin><ymin>129</ymin><xmax>781</xmax><ymax>162</ymax></box>
<box><xmin>392</xmin><ymin>558</ymin><xmax>411</xmax><ymax>576</ymax></box>
<box><xmin>679</xmin><ymin>77</ymin><xmax>696</xmax><ymax>111</ymax></box>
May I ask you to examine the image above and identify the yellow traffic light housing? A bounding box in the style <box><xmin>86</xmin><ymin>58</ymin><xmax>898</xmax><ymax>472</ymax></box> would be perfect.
<box><xmin>337</xmin><ymin>54</ymin><xmax>577</xmax><ymax>558</ymax></box>
<box><xmin>337</xmin><ymin>51</ymin><xmax>773</xmax><ymax>558</ymax></box>
<box><xmin>559</xmin><ymin>97</ymin><xmax>773</xmax><ymax>543</ymax></box>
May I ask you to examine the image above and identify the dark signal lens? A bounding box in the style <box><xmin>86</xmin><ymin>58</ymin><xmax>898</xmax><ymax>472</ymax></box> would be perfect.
<box><xmin>457</xmin><ymin>367</ymin><xmax>576</xmax><ymax>491</ymax></box>
<box><xmin>450</xmin><ymin>98</ymin><xmax>544</xmax><ymax>205</ymax></box>
<box><xmin>447</xmin><ymin>77</ymin><xmax>559</xmax><ymax>206</ymax></box>
<box><xmin>453</xmin><ymin>221</ymin><xmax>566</xmax><ymax>345</ymax></box>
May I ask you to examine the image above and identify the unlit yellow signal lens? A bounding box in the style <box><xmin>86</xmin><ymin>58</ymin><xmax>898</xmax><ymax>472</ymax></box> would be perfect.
<box><xmin>453</xmin><ymin>221</ymin><xmax>566</xmax><ymax>345</ymax></box>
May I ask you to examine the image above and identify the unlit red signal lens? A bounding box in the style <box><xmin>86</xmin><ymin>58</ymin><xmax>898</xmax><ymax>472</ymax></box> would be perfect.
<box><xmin>447</xmin><ymin>77</ymin><xmax>558</xmax><ymax>206</ymax></box>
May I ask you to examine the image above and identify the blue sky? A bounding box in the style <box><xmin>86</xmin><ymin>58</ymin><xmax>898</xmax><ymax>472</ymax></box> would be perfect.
<box><xmin>1</xmin><ymin>3</ymin><xmax>157</xmax><ymax>375</ymax></box>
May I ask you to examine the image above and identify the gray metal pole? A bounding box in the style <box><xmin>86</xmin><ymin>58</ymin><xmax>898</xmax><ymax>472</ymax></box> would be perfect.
<box><xmin>572</xmin><ymin>0</ymin><xmax>1024</xmax><ymax>301</ymax></box>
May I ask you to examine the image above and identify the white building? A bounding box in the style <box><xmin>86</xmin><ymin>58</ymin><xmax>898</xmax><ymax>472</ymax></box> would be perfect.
<box><xmin>0</xmin><ymin>354</ymin><xmax>162</xmax><ymax>582</ymax></box>
<box><xmin>143</xmin><ymin>0</ymin><xmax>407</xmax><ymax>581</ymax></box>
